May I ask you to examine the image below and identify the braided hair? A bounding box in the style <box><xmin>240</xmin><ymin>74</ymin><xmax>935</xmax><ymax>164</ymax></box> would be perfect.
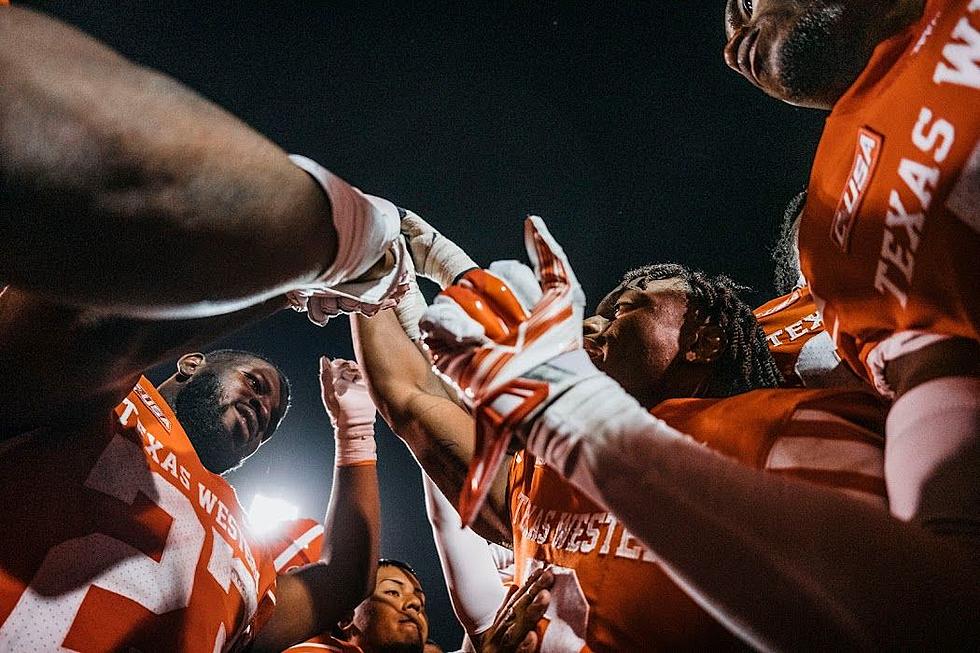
<box><xmin>614</xmin><ymin>264</ymin><xmax>783</xmax><ymax>397</ymax></box>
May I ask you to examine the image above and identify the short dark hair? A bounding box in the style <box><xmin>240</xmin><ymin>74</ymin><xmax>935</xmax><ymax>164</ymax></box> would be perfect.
<box><xmin>378</xmin><ymin>558</ymin><xmax>421</xmax><ymax>585</ymax></box>
<box><xmin>606</xmin><ymin>264</ymin><xmax>783</xmax><ymax>397</ymax></box>
<box><xmin>772</xmin><ymin>190</ymin><xmax>807</xmax><ymax>296</ymax></box>
<box><xmin>205</xmin><ymin>349</ymin><xmax>291</xmax><ymax>428</ymax></box>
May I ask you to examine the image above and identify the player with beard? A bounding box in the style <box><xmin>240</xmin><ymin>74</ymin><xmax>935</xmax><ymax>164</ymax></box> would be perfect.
<box><xmin>352</xmin><ymin>215</ymin><xmax>890</xmax><ymax>650</ymax></box>
<box><xmin>0</xmin><ymin>6</ymin><xmax>406</xmax><ymax>650</ymax></box>
<box><xmin>0</xmin><ymin>344</ymin><xmax>382</xmax><ymax>651</ymax></box>
<box><xmin>723</xmin><ymin>0</ymin><xmax>979</xmax><ymax>565</ymax></box>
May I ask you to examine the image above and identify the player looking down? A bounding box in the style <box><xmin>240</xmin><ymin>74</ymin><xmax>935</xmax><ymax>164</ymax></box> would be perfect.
<box><xmin>723</xmin><ymin>0</ymin><xmax>980</xmax><ymax>533</ymax></box>
<box><xmin>0</xmin><ymin>6</ymin><xmax>404</xmax><ymax>650</ymax></box>
<box><xmin>353</xmin><ymin>214</ymin><xmax>890</xmax><ymax>650</ymax></box>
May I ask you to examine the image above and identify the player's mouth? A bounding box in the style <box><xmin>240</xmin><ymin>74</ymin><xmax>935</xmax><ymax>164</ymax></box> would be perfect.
<box><xmin>737</xmin><ymin>27</ymin><xmax>764</xmax><ymax>88</ymax></box>
<box><xmin>398</xmin><ymin>615</ymin><xmax>422</xmax><ymax>636</ymax></box>
<box><xmin>234</xmin><ymin>402</ymin><xmax>259</xmax><ymax>445</ymax></box>
<box><xmin>583</xmin><ymin>339</ymin><xmax>604</xmax><ymax>366</ymax></box>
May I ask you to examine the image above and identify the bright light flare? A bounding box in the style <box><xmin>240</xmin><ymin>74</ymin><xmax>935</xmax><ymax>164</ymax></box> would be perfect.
<box><xmin>248</xmin><ymin>493</ymin><xmax>298</xmax><ymax>535</ymax></box>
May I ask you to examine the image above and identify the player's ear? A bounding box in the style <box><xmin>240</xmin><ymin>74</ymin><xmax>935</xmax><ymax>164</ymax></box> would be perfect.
<box><xmin>688</xmin><ymin>325</ymin><xmax>726</xmax><ymax>364</ymax></box>
<box><xmin>176</xmin><ymin>352</ymin><xmax>206</xmax><ymax>382</ymax></box>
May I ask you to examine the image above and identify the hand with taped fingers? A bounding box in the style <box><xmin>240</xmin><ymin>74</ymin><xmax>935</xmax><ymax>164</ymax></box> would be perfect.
<box><xmin>479</xmin><ymin>567</ymin><xmax>554</xmax><ymax>653</ymax></box>
<box><xmin>319</xmin><ymin>357</ymin><xmax>378</xmax><ymax>466</ymax></box>
<box><xmin>420</xmin><ymin>216</ymin><xmax>598</xmax><ymax>525</ymax></box>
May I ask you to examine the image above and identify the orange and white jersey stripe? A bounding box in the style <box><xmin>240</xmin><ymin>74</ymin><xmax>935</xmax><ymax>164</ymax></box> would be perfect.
<box><xmin>0</xmin><ymin>377</ymin><xmax>278</xmax><ymax>652</ymax></box>
<box><xmin>509</xmin><ymin>387</ymin><xmax>888</xmax><ymax>652</ymax></box>
<box><xmin>259</xmin><ymin>518</ymin><xmax>325</xmax><ymax>574</ymax></box>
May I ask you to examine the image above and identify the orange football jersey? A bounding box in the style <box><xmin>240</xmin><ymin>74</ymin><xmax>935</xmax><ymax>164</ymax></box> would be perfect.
<box><xmin>799</xmin><ymin>0</ymin><xmax>980</xmax><ymax>384</ymax></box>
<box><xmin>509</xmin><ymin>388</ymin><xmax>887</xmax><ymax>652</ymax></box>
<box><xmin>260</xmin><ymin>517</ymin><xmax>325</xmax><ymax>574</ymax></box>
<box><xmin>754</xmin><ymin>284</ymin><xmax>867</xmax><ymax>389</ymax></box>
<box><xmin>754</xmin><ymin>284</ymin><xmax>830</xmax><ymax>386</ymax></box>
<box><xmin>0</xmin><ymin>377</ymin><xmax>278</xmax><ymax>651</ymax></box>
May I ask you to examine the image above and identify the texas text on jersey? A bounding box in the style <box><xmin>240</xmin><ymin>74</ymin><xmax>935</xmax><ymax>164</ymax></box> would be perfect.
<box><xmin>800</xmin><ymin>0</ymin><xmax>980</xmax><ymax>390</ymax></box>
<box><xmin>0</xmin><ymin>378</ymin><xmax>278</xmax><ymax>652</ymax></box>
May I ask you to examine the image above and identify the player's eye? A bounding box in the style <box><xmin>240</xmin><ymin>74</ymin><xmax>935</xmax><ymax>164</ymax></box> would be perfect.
<box><xmin>614</xmin><ymin>301</ymin><xmax>634</xmax><ymax>317</ymax></box>
<box><xmin>741</xmin><ymin>0</ymin><xmax>754</xmax><ymax>17</ymax></box>
<box><xmin>384</xmin><ymin>589</ymin><xmax>399</xmax><ymax>598</ymax></box>
<box><xmin>244</xmin><ymin>372</ymin><xmax>261</xmax><ymax>392</ymax></box>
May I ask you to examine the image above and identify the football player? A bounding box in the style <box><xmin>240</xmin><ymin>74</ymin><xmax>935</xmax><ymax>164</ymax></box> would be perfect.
<box><xmin>0</xmin><ymin>6</ymin><xmax>406</xmax><ymax>649</ymax></box>
<box><xmin>724</xmin><ymin>0</ymin><xmax>979</xmax><ymax>531</ymax></box>
<box><xmin>353</xmin><ymin>214</ymin><xmax>890</xmax><ymax>650</ymax></box>
<box><xmin>417</xmin><ymin>216</ymin><xmax>979</xmax><ymax>649</ymax></box>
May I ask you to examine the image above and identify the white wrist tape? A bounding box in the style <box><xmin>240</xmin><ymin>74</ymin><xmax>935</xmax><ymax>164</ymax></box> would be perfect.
<box><xmin>402</xmin><ymin>212</ymin><xmax>478</xmax><ymax>289</ymax></box>
<box><xmin>289</xmin><ymin>154</ymin><xmax>400</xmax><ymax>287</ymax></box>
<box><xmin>334</xmin><ymin>430</ymin><xmax>377</xmax><ymax>467</ymax></box>
<box><xmin>526</xmin><ymin>373</ymin><xmax>684</xmax><ymax>504</ymax></box>
<box><xmin>395</xmin><ymin>275</ymin><xmax>427</xmax><ymax>341</ymax></box>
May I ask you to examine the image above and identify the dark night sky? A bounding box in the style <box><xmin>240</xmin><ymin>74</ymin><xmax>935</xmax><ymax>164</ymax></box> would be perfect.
<box><xmin>23</xmin><ymin>1</ymin><xmax>828</xmax><ymax>646</ymax></box>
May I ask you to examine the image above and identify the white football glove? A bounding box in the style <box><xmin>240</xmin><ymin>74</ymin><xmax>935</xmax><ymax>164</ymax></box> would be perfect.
<box><xmin>401</xmin><ymin>210</ymin><xmax>478</xmax><ymax>289</ymax></box>
<box><xmin>419</xmin><ymin>216</ymin><xmax>600</xmax><ymax>525</ymax></box>
<box><xmin>287</xmin><ymin>155</ymin><xmax>410</xmax><ymax>325</ymax></box>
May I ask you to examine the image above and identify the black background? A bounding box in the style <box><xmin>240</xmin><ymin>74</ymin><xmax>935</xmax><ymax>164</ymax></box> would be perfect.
<box><xmin>21</xmin><ymin>1</ymin><xmax>826</xmax><ymax>646</ymax></box>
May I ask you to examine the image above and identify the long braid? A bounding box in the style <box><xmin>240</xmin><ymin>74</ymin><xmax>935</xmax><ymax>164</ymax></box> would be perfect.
<box><xmin>618</xmin><ymin>264</ymin><xmax>783</xmax><ymax>396</ymax></box>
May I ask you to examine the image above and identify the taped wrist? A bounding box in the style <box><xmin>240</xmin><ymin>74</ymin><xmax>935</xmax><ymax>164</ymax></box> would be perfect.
<box><xmin>395</xmin><ymin>278</ymin><xmax>427</xmax><ymax>341</ymax></box>
<box><xmin>290</xmin><ymin>155</ymin><xmax>399</xmax><ymax>286</ymax></box>
<box><xmin>404</xmin><ymin>216</ymin><xmax>477</xmax><ymax>289</ymax></box>
<box><xmin>334</xmin><ymin>428</ymin><xmax>377</xmax><ymax>467</ymax></box>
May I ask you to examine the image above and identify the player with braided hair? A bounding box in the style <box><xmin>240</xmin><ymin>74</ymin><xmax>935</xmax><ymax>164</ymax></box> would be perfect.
<box><xmin>595</xmin><ymin>263</ymin><xmax>783</xmax><ymax>399</ymax></box>
<box><xmin>354</xmin><ymin>213</ymin><xmax>891</xmax><ymax>651</ymax></box>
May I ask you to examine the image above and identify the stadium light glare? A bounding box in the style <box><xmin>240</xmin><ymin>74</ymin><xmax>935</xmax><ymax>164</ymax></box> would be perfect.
<box><xmin>248</xmin><ymin>493</ymin><xmax>298</xmax><ymax>535</ymax></box>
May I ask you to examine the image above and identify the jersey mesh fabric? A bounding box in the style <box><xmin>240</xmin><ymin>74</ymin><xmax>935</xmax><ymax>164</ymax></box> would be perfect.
<box><xmin>799</xmin><ymin>0</ymin><xmax>980</xmax><ymax>383</ymax></box>
<box><xmin>509</xmin><ymin>387</ymin><xmax>888</xmax><ymax>652</ymax></box>
<box><xmin>0</xmin><ymin>377</ymin><xmax>277</xmax><ymax>652</ymax></box>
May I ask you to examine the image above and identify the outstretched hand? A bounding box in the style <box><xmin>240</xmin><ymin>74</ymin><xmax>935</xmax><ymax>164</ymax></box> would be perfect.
<box><xmin>479</xmin><ymin>567</ymin><xmax>554</xmax><ymax>653</ymax></box>
<box><xmin>419</xmin><ymin>217</ymin><xmax>593</xmax><ymax>525</ymax></box>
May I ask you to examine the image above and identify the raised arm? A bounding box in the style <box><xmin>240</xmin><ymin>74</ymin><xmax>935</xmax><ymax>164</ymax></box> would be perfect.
<box><xmin>253</xmin><ymin>358</ymin><xmax>381</xmax><ymax>651</ymax></box>
<box><xmin>422</xmin><ymin>473</ymin><xmax>510</xmax><ymax>639</ymax></box>
<box><xmin>352</xmin><ymin>307</ymin><xmax>512</xmax><ymax>544</ymax></box>
<box><xmin>421</xmin><ymin>217</ymin><xmax>980</xmax><ymax>651</ymax></box>
<box><xmin>0</xmin><ymin>7</ymin><xmax>340</xmax><ymax>314</ymax></box>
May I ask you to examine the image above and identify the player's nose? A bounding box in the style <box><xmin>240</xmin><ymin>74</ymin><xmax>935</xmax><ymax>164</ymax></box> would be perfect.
<box><xmin>583</xmin><ymin>315</ymin><xmax>609</xmax><ymax>339</ymax></box>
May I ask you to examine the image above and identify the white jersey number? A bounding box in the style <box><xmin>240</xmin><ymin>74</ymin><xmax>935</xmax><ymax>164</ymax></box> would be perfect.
<box><xmin>0</xmin><ymin>434</ymin><xmax>205</xmax><ymax>651</ymax></box>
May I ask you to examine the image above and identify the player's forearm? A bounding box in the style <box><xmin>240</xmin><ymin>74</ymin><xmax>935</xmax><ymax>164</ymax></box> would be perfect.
<box><xmin>535</xmin><ymin>380</ymin><xmax>980</xmax><ymax>650</ymax></box>
<box><xmin>0</xmin><ymin>8</ymin><xmax>334</xmax><ymax>313</ymax></box>
<box><xmin>423</xmin><ymin>474</ymin><xmax>509</xmax><ymax>637</ymax></box>
<box><xmin>352</xmin><ymin>310</ymin><xmax>450</xmax><ymax>430</ymax></box>
<box><xmin>353</xmin><ymin>311</ymin><xmax>513</xmax><ymax>543</ymax></box>
<box><xmin>316</xmin><ymin>464</ymin><xmax>380</xmax><ymax>625</ymax></box>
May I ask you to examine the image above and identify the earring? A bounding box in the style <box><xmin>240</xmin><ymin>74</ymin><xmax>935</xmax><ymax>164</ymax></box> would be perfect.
<box><xmin>684</xmin><ymin>350</ymin><xmax>697</xmax><ymax>362</ymax></box>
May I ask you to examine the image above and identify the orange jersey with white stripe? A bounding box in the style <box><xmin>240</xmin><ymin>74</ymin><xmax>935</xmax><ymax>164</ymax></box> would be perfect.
<box><xmin>509</xmin><ymin>388</ymin><xmax>887</xmax><ymax>652</ymax></box>
<box><xmin>260</xmin><ymin>518</ymin><xmax>325</xmax><ymax>574</ymax></box>
<box><xmin>754</xmin><ymin>284</ymin><xmax>868</xmax><ymax>389</ymax></box>
<box><xmin>755</xmin><ymin>284</ymin><xmax>831</xmax><ymax>386</ymax></box>
<box><xmin>0</xmin><ymin>377</ymin><xmax>277</xmax><ymax>652</ymax></box>
<box><xmin>800</xmin><ymin>0</ymin><xmax>980</xmax><ymax>383</ymax></box>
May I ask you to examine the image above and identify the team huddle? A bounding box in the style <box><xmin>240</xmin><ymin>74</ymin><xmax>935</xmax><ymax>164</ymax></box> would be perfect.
<box><xmin>0</xmin><ymin>0</ymin><xmax>977</xmax><ymax>651</ymax></box>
